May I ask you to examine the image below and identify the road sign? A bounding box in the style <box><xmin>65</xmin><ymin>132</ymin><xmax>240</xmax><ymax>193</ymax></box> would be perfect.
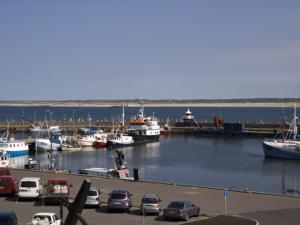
<box><xmin>224</xmin><ymin>189</ymin><xmax>229</xmax><ymax>198</ymax></box>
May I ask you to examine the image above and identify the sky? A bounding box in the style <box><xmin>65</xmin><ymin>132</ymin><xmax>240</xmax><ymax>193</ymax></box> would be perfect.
<box><xmin>0</xmin><ymin>0</ymin><xmax>299</xmax><ymax>100</ymax></box>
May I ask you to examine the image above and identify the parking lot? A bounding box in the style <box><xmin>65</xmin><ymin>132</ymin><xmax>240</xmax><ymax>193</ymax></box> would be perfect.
<box><xmin>2</xmin><ymin>169</ymin><xmax>300</xmax><ymax>225</ymax></box>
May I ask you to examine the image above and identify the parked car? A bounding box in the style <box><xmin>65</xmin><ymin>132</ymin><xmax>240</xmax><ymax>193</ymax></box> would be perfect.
<box><xmin>17</xmin><ymin>177</ymin><xmax>43</xmax><ymax>200</ymax></box>
<box><xmin>85</xmin><ymin>187</ymin><xmax>101</xmax><ymax>208</ymax></box>
<box><xmin>0</xmin><ymin>168</ymin><xmax>11</xmax><ymax>176</ymax></box>
<box><xmin>140</xmin><ymin>194</ymin><xmax>161</xmax><ymax>215</ymax></box>
<box><xmin>29</xmin><ymin>212</ymin><xmax>61</xmax><ymax>225</ymax></box>
<box><xmin>163</xmin><ymin>201</ymin><xmax>200</xmax><ymax>221</ymax></box>
<box><xmin>0</xmin><ymin>211</ymin><xmax>18</xmax><ymax>225</ymax></box>
<box><xmin>0</xmin><ymin>175</ymin><xmax>18</xmax><ymax>195</ymax></box>
<box><xmin>107</xmin><ymin>189</ymin><xmax>132</xmax><ymax>212</ymax></box>
<box><xmin>43</xmin><ymin>178</ymin><xmax>72</xmax><ymax>205</ymax></box>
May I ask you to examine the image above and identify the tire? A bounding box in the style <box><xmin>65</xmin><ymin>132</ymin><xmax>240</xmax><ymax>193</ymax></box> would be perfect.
<box><xmin>184</xmin><ymin>214</ymin><xmax>189</xmax><ymax>221</ymax></box>
<box><xmin>196</xmin><ymin>209</ymin><xmax>200</xmax><ymax>217</ymax></box>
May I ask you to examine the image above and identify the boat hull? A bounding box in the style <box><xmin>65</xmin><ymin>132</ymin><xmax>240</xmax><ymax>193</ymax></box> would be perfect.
<box><xmin>94</xmin><ymin>141</ymin><xmax>107</xmax><ymax>148</ymax></box>
<box><xmin>262</xmin><ymin>141</ymin><xmax>300</xmax><ymax>160</ymax></box>
<box><xmin>130</xmin><ymin>134</ymin><xmax>160</xmax><ymax>143</ymax></box>
<box><xmin>107</xmin><ymin>141</ymin><xmax>133</xmax><ymax>148</ymax></box>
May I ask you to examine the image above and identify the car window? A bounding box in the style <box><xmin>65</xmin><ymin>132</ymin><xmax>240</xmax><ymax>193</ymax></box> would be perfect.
<box><xmin>0</xmin><ymin>179</ymin><xmax>12</xmax><ymax>185</ymax></box>
<box><xmin>168</xmin><ymin>202</ymin><xmax>184</xmax><ymax>209</ymax></box>
<box><xmin>20</xmin><ymin>181</ymin><xmax>37</xmax><ymax>188</ymax></box>
<box><xmin>111</xmin><ymin>193</ymin><xmax>126</xmax><ymax>199</ymax></box>
<box><xmin>142</xmin><ymin>198</ymin><xmax>158</xmax><ymax>204</ymax></box>
<box><xmin>88</xmin><ymin>190</ymin><xmax>98</xmax><ymax>196</ymax></box>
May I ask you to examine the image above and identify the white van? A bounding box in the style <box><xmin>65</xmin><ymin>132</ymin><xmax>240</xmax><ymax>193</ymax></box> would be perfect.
<box><xmin>17</xmin><ymin>177</ymin><xmax>43</xmax><ymax>199</ymax></box>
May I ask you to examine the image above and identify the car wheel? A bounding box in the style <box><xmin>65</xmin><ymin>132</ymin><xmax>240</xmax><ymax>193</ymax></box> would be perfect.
<box><xmin>107</xmin><ymin>208</ymin><xmax>111</xmax><ymax>213</ymax></box>
<box><xmin>196</xmin><ymin>209</ymin><xmax>200</xmax><ymax>217</ymax></box>
<box><xmin>184</xmin><ymin>214</ymin><xmax>189</xmax><ymax>221</ymax></box>
<box><xmin>156</xmin><ymin>212</ymin><xmax>160</xmax><ymax>216</ymax></box>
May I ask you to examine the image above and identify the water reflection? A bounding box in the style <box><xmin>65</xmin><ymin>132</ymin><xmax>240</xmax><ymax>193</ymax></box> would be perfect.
<box><xmin>22</xmin><ymin>135</ymin><xmax>300</xmax><ymax>195</ymax></box>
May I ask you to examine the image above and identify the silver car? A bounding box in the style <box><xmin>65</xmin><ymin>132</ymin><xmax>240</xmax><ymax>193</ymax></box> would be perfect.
<box><xmin>85</xmin><ymin>187</ymin><xmax>101</xmax><ymax>208</ymax></box>
<box><xmin>163</xmin><ymin>201</ymin><xmax>200</xmax><ymax>221</ymax></box>
<box><xmin>140</xmin><ymin>194</ymin><xmax>161</xmax><ymax>215</ymax></box>
<box><xmin>107</xmin><ymin>189</ymin><xmax>133</xmax><ymax>212</ymax></box>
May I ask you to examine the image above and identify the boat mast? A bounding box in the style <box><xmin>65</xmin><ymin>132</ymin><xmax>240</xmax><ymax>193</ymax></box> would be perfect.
<box><xmin>293</xmin><ymin>104</ymin><xmax>298</xmax><ymax>140</ymax></box>
<box><xmin>122</xmin><ymin>103</ymin><xmax>125</xmax><ymax>127</ymax></box>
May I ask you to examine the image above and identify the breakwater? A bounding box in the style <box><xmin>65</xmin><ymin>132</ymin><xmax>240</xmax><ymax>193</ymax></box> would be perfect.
<box><xmin>0</xmin><ymin>120</ymin><xmax>284</xmax><ymax>138</ymax></box>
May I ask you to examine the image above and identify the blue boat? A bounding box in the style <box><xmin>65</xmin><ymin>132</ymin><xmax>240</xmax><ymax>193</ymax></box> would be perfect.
<box><xmin>262</xmin><ymin>104</ymin><xmax>300</xmax><ymax>160</ymax></box>
<box><xmin>0</xmin><ymin>138</ymin><xmax>28</xmax><ymax>158</ymax></box>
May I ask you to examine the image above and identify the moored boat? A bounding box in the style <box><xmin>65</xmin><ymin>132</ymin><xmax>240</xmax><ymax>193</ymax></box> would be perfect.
<box><xmin>262</xmin><ymin>104</ymin><xmax>300</xmax><ymax>160</ymax></box>
<box><xmin>0</xmin><ymin>138</ymin><xmax>28</xmax><ymax>158</ymax></box>
<box><xmin>160</xmin><ymin>118</ymin><xmax>172</xmax><ymax>136</ymax></box>
<box><xmin>127</xmin><ymin>105</ymin><xmax>160</xmax><ymax>143</ymax></box>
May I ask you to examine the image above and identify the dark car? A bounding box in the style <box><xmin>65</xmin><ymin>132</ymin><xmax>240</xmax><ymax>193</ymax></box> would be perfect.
<box><xmin>0</xmin><ymin>176</ymin><xmax>18</xmax><ymax>195</ymax></box>
<box><xmin>107</xmin><ymin>189</ymin><xmax>133</xmax><ymax>212</ymax></box>
<box><xmin>163</xmin><ymin>201</ymin><xmax>200</xmax><ymax>221</ymax></box>
<box><xmin>0</xmin><ymin>211</ymin><xmax>18</xmax><ymax>225</ymax></box>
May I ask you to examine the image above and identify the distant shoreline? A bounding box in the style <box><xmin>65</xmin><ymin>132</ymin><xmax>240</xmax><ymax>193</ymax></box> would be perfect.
<box><xmin>0</xmin><ymin>101</ymin><xmax>298</xmax><ymax>108</ymax></box>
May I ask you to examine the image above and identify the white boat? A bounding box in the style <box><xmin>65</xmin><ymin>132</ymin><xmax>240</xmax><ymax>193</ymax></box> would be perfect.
<box><xmin>107</xmin><ymin>131</ymin><xmax>134</xmax><ymax>147</ymax></box>
<box><xmin>127</xmin><ymin>104</ymin><xmax>160</xmax><ymax>143</ymax></box>
<box><xmin>262</xmin><ymin>104</ymin><xmax>300</xmax><ymax>159</ymax></box>
<box><xmin>0</xmin><ymin>138</ymin><xmax>28</xmax><ymax>158</ymax></box>
<box><xmin>35</xmin><ymin>138</ymin><xmax>62</xmax><ymax>151</ymax></box>
<box><xmin>77</xmin><ymin>135</ymin><xmax>95</xmax><ymax>147</ymax></box>
<box><xmin>0</xmin><ymin>150</ymin><xmax>10</xmax><ymax>168</ymax></box>
<box><xmin>29</xmin><ymin>124</ymin><xmax>61</xmax><ymax>134</ymax></box>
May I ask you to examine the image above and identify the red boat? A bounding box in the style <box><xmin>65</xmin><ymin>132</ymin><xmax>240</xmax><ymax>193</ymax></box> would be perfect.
<box><xmin>160</xmin><ymin>119</ymin><xmax>172</xmax><ymax>136</ymax></box>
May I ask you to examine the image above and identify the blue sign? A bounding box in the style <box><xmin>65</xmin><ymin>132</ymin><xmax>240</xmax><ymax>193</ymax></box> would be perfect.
<box><xmin>224</xmin><ymin>189</ymin><xmax>229</xmax><ymax>198</ymax></box>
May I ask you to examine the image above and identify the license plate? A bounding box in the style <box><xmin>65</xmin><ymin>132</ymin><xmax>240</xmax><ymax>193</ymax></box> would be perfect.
<box><xmin>114</xmin><ymin>202</ymin><xmax>122</xmax><ymax>205</ymax></box>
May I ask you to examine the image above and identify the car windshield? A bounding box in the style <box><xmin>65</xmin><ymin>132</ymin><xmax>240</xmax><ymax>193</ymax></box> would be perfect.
<box><xmin>33</xmin><ymin>215</ymin><xmax>51</xmax><ymax>221</ymax></box>
<box><xmin>111</xmin><ymin>193</ymin><xmax>126</xmax><ymax>199</ymax></box>
<box><xmin>168</xmin><ymin>202</ymin><xmax>185</xmax><ymax>209</ymax></box>
<box><xmin>142</xmin><ymin>198</ymin><xmax>158</xmax><ymax>204</ymax></box>
<box><xmin>88</xmin><ymin>190</ymin><xmax>98</xmax><ymax>196</ymax></box>
<box><xmin>20</xmin><ymin>181</ymin><xmax>37</xmax><ymax>188</ymax></box>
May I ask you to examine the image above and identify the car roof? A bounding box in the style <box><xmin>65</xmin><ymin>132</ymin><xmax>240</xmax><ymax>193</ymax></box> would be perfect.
<box><xmin>34</xmin><ymin>212</ymin><xmax>56</xmax><ymax>216</ymax></box>
<box><xmin>20</xmin><ymin>177</ymin><xmax>40</xmax><ymax>181</ymax></box>
<box><xmin>111</xmin><ymin>189</ymin><xmax>129</xmax><ymax>194</ymax></box>
<box><xmin>0</xmin><ymin>211</ymin><xmax>16</xmax><ymax>217</ymax></box>
<box><xmin>0</xmin><ymin>175</ymin><xmax>15</xmax><ymax>179</ymax></box>
<box><xmin>89</xmin><ymin>187</ymin><xmax>99</xmax><ymax>191</ymax></box>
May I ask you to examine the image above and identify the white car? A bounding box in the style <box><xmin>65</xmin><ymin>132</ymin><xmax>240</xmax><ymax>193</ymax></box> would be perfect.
<box><xmin>17</xmin><ymin>177</ymin><xmax>43</xmax><ymax>200</ymax></box>
<box><xmin>29</xmin><ymin>212</ymin><xmax>61</xmax><ymax>225</ymax></box>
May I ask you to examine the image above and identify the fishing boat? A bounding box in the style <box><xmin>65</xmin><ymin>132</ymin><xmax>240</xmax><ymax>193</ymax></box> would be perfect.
<box><xmin>160</xmin><ymin>118</ymin><xmax>172</xmax><ymax>136</ymax></box>
<box><xmin>107</xmin><ymin>130</ymin><xmax>134</xmax><ymax>148</ymax></box>
<box><xmin>262</xmin><ymin>105</ymin><xmax>300</xmax><ymax>159</ymax></box>
<box><xmin>0</xmin><ymin>150</ymin><xmax>10</xmax><ymax>168</ymax></box>
<box><xmin>0</xmin><ymin>138</ymin><xmax>28</xmax><ymax>158</ymax></box>
<box><xmin>127</xmin><ymin>104</ymin><xmax>160</xmax><ymax>143</ymax></box>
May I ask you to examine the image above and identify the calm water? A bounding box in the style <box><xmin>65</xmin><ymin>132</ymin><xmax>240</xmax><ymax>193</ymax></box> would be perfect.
<box><xmin>21</xmin><ymin>135</ymin><xmax>300</xmax><ymax>196</ymax></box>
<box><xmin>4</xmin><ymin>106</ymin><xmax>300</xmax><ymax>195</ymax></box>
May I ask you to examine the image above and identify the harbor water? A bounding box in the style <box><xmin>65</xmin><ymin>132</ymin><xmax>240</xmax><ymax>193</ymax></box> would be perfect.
<box><xmin>22</xmin><ymin>135</ymin><xmax>300</xmax><ymax>196</ymax></box>
<box><xmin>2</xmin><ymin>106</ymin><xmax>300</xmax><ymax>195</ymax></box>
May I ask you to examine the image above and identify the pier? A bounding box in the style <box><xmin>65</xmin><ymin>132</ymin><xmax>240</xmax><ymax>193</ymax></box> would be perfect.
<box><xmin>4</xmin><ymin>168</ymin><xmax>300</xmax><ymax>225</ymax></box>
<box><xmin>0</xmin><ymin>120</ymin><xmax>283</xmax><ymax>138</ymax></box>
